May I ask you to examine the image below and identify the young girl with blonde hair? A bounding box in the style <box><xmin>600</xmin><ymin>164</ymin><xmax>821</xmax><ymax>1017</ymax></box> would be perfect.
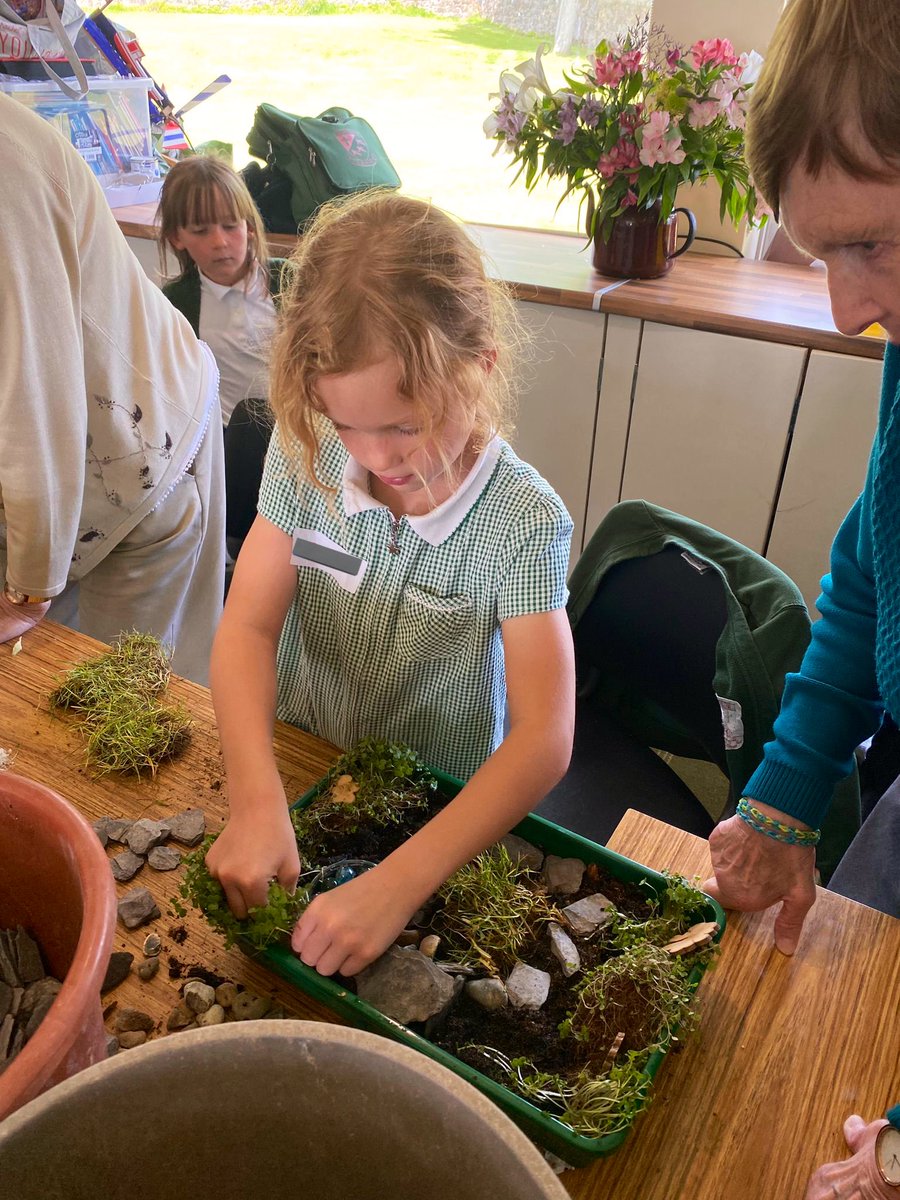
<box><xmin>158</xmin><ymin>155</ymin><xmax>291</xmax><ymax>549</ymax></box>
<box><xmin>206</xmin><ymin>190</ymin><xmax>575</xmax><ymax>977</ymax></box>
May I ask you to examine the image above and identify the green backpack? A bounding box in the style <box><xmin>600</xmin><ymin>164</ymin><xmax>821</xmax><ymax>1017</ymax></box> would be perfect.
<box><xmin>244</xmin><ymin>103</ymin><xmax>402</xmax><ymax>233</ymax></box>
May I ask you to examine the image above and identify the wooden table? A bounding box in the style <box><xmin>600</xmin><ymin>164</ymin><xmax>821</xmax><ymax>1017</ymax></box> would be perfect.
<box><xmin>3</xmin><ymin>621</ymin><xmax>899</xmax><ymax>1198</ymax></box>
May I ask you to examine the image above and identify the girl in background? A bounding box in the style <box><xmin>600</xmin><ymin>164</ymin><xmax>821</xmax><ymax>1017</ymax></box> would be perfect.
<box><xmin>158</xmin><ymin>156</ymin><xmax>291</xmax><ymax>555</ymax></box>
<box><xmin>206</xmin><ymin>190</ymin><xmax>575</xmax><ymax>978</ymax></box>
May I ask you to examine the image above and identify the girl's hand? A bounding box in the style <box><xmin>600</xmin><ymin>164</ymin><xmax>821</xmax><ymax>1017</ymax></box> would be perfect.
<box><xmin>291</xmin><ymin>865</ymin><xmax>412</xmax><ymax>977</ymax></box>
<box><xmin>805</xmin><ymin>1116</ymin><xmax>893</xmax><ymax>1200</ymax></box>
<box><xmin>206</xmin><ymin>793</ymin><xmax>300</xmax><ymax>919</ymax></box>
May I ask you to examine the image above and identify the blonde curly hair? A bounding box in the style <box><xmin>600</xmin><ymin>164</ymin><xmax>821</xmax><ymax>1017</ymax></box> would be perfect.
<box><xmin>270</xmin><ymin>190</ymin><xmax>522</xmax><ymax>492</ymax></box>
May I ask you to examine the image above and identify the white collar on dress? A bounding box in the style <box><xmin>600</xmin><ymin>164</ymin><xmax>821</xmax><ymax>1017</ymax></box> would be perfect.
<box><xmin>341</xmin><ymin>437</ymin><xmax>502</xmax><ymax>546</ymax></box>
<box><xmin>199</xmin><ymin>260</ymin><xmax>264</xmax><ymax>302</ymax></box>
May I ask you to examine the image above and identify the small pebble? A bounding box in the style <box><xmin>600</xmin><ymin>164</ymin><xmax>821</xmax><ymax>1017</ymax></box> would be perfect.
<box><xmin>183</xmin><ymin>980</ymin><xmax>215</xmax><ymax>1014</ymax></box>
<box><xmin>232</xmin><ymin>991</ymin><xmax>271</xmax><ymax>1021</ymax></box>
<box><xmin>147</xmin><ymin>846</ymin><xmax>181</xmax><ymax>872</ymax></box>
<box><xmin>114</xmin><ymin>1007</ymin><xmax>154</xmax><ymax>1034</ymax></box>
<box><xmin>110</xmin><ymin>849</ymin><xmax>145</xmax><ymax>883</ymax></box>
<box><xmin>196</xmin><ymin>1003</ymin><xmax>226</xmax><ymax>1027</ymax></box>
<box><xmin>100</xmin><ymin>951</ymin><xmax>133</xmax><ymax>994</ymax></box>
<box><xmin>166</xmin><ymin>1001</ymin><xmax>194</xmax><ymax>1031</ymax></box>
<box><xmin>116</xmin><ymin>1030</ymin><xmax>147</xmax><ymax>1049</ymax></box>
<box><xmin>215</xmin><ymin>982</ymin><xmax>238</xmax><ymax>1009</ymax></box>
<box><xmin>142</xmin><ymin>933</ymin><xmax>162</xmax><ymax>957</ymax></box>
<box><xmin>137</xmin><ymin>957</ymin><xmax>159</xmax><ymax>982</ymax></box>
<box><xmin>419</xmin><ymin>934</ymin><xmax>440</xmax><ymax>959</ymax></box>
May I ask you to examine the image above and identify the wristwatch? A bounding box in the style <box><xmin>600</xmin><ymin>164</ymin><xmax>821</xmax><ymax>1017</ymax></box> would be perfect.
<box><xmin>3</xmin><ymin>585</ymin><xmax>47</xmax><ymax>606</ymax></box>
<box><xmin>876</xmin><ymin>1104</ymin><xmax>900</xmax><ymax>1186</ymax></box>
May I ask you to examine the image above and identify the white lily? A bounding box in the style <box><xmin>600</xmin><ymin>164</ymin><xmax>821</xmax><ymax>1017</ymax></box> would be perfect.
<box><xmin>513</xmin><ymin>42</ymin><xmax>552</xmax><ymax>96</ymax></box>
<box><xmin>738</xmin><ymin>50</ymin><xmax>764</xmax><ymax>86</ymax></box>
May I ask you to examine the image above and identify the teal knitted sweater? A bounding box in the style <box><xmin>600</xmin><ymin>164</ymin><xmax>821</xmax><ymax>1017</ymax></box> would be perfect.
<box><xmin>745</xmin><ymin>341</ymin><xmax>897</xmax><ymax>828</ymax></box>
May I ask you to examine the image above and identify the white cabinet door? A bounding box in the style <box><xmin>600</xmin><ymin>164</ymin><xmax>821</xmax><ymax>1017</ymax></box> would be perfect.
<box><xmin>616</xmin><ymin>322</ymin><xmax>807</xmax><ymax>551</ymax></box>
<box><xmin>511</xmin><ymin>302</ymin><xmax>605</xmax><ymax>565</ymax></box>
<box><xmin>766</xmin><ymin>349</ymin><xmax>882</xmax><ymax>610</ymax></box>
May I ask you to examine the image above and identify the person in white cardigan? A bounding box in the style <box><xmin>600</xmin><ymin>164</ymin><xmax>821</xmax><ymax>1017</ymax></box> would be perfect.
<box><xmin>0</xmin><ymin>93</ymin><xmax>225</xmax><ymax>685</ymax></box>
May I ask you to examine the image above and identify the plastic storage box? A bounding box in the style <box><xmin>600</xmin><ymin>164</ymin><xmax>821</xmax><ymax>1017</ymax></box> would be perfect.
<box><xmin>0</xmin><ymin>76</ymin><xmax>161</xmax><ymax>207</ymax></box>
<box><xmin>251</xmin><ymin>767</ymin><xmax>726</xmax><ymax>1167</ymax></box>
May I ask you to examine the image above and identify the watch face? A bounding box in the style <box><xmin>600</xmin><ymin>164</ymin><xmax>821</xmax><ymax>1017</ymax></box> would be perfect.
<box><xmin>877</xmin><ymin>1124</ymin><xmax>900</xmax><ymax>1186</ymax></box>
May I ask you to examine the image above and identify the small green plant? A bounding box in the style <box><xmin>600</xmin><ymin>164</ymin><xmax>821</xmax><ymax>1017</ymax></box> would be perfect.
<box><xmin>610</xmin><ymin>870</ymin><xmax>712</xmax><ymax>952</ymax></box>
<box><xmin>174</xmin><ymin>835</ymin><xmax>309</xmax><ymax>950</ymax></box>
<box><xmin>563</xmin><ymin>942</ymin><xmax>696</xmax><ymax>1062</ymax></box>
<box><xmin>49</xmin><ymin>632</ymin><xmax>191</xmax><ymax>774</ymax></box>
<box><xmin>436</xmin><ymin>845</ymin><xmax>560</xmax><ymax>974</ymax></box>
<box><xmin>291</xmin><ymin>736</ymin><xmax>437</xmax><ymax>862</ymax></box>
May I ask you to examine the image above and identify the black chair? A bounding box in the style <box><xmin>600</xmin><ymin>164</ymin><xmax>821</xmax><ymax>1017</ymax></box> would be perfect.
<box><xmin>535</xmin><ymin>500</ymin><xmax>861</xmax><ymax>880</ymax></box>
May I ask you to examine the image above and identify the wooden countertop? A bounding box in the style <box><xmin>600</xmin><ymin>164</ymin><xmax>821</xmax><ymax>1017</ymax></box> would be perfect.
<box><xmin>3</xmin><ymin>620</ymin><xmax>899</xmax><ymax>1198</ymax></box>
<box><xmin>117</xmin><ymin>202</ymin><xmax>884</xmax><ymax>359</ymax></box>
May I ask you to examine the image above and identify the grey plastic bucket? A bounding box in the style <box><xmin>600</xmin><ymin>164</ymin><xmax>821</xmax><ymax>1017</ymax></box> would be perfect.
<box><xmin>0</xmin><ymin>1020</ymin><xmax>569</xmax><ymax>1199</ymax></box>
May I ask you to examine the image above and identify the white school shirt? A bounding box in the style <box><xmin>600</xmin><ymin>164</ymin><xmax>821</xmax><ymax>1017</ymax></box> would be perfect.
<box><xmin>198</xmin><ymin>262</ymin><xmax>277</xmax><ymax>425</ymax></box>
<box><xmin>259</xmin><ymin>427</ymin><xmax>573</xmax><ymax>780</ymax></box>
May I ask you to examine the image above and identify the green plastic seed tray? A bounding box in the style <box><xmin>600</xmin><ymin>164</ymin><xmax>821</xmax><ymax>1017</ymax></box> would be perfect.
<box><xmin>250</xmin><ymin>767</ymin><xmax>725</xmax><ymax>1168</ymax></box>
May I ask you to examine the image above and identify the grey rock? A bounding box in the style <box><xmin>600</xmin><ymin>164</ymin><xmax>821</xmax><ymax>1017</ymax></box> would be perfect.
<box><xmin>111</xmin><ymin>849</ymin><xmax>145</xmax><ymax>883</ymax></box>
<box><xmin>166</xmin><ymin>1001</ymin><xmax>194</xmax><ymax>1031</ymax></box>
<box><xmin>117</xmin><ymin>887</ymin><xmax>161</xmax><ymax>930</ymax></box>
<box><xmin>356</xmin><ymin>944</ymin><xmax>457</xmax><ymax>1025</ymax></box>
<box><xmin>117</xmin><ymin>1030</ymin><xmax>147</xmax><ymax>1049</ymax></box>
<box><xmin>13</xmin><ymin>928</ymin><xmax>44</xmax><ymax>984</ymax></box>
<box><xmin>101</xmin><ymin>951</ymin><xmax>134</xmax><ymax>993</ymax></box>
<box><xmin>0</xmin><ymin>1013</ymin><xmax>14</xmax><ymax>1061</ymax></box>
<box><xmin>465</xmin><ymin>977</ymin><xmax>509</xmax><ymax>1012</ymax></box>
<box><xmin>125</xmin><ymin>818</ymin><xmax>170</xmax><ymax>857</ymax></box>
<box><xmin>106</xmin><ymin>1033</ymin><xmax>119</xmax><ymax>1057</ymax></box>
<box><xmin>105</xmin><ymin>819</ymin><xmax>133</xmax><ymax>845</ymax></box>
<box><xmin>505</xmin><ymin>962</ymin><xmax>552</xmax><ymax>1010</ymax></box>
<box><xmin>231</xmin><ymin>991</ymin><xmax>271</xmax><ymax>1021</ymax></box>
<box><xmin>542</xmin><ymin>855</ymin><xmax>586</xmax><ymax>896</ymax></box>
<box><xmin>0</xmin><ymin>932</ymin><xmax>21</xmax><ymax>987</ymax></box>
<box><xmin>0</xmin><ymin>980</ymin><xmax>11</xmax><ymax>1023</ymax></box>
<box><xmin>24</xmin><ymin>992</ymin><xmax>57</xmax><ymax>1040</ymax></box>
<box><xmin>495</xmin><ymin>834</ymin><xmax>544</xmax><ymax>873</ymax></box>
<box><xmin>166</xmin><ymin>807</ymin><xmax>206</xmax><ymax>847</ymax></box>
<box><xmin>114</xmin><ymin>1007</ymin><xmax>154</xmax><ymax>1034</ymax></box>
<box><xmin>19</xmin><ymin>977</ymin><xmax>61</xmax><ymax>1020</ymax></box>
<box><xmin>147</xmin><ymin>845</ymin><xmax>181</xmax><ymax>872</ymax></box>
<box><xmin>9</xmin><ymin>987</ymin><xmax>22</xmax><ymax>1017</ymax></box>
<box><xmin>561</xmin><ymin>893</ymin><xmax>615</xmax><ymax>937</ymax></box>
<box><xmin>183</xmin><ymin>980</ymin><xmax>215</xmax><ymax>1014</ymax></box>
<box><xmin>137</xmin><ymin>957</ymin><xmax>160</xmax><ymax>982</ymax></box>
<box><xmin>91</xmin><ymin>817</ymin><xmax>112</xmax><ymax>848</ymax></box>
<box><xmin>196</xmin><ymin>1003</ymin><xmax>225</xmax><ymax>1027</ymax></box>
<box><xmin>548</xmin><ymin>922</ymin><xmax>581</xmax><ymax>977</ymax></box>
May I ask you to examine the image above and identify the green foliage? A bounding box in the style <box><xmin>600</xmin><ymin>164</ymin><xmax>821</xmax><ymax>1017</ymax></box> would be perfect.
<box><xmin>610</xmin><ymin>870</ymin><xmax>714</xmax><ymax>954</ymax></box>
<box><xmin>174</xmin><ymin>835</ymin><xmax>309</xmax><ymax>949</ymax></box>
<box><xmin>291</xmin><ymin>736</ymin><xmax>437</xmax><ymax>862</ymax></box>
<box><xmin>49</xmin><ymin>632</ymin><xmax>191</xmax><ymax>775</ymax></box>
<box><xmin>436</xmin><ymin>845</ymin><xmax>560</xmax><ymax>974</ymax></box>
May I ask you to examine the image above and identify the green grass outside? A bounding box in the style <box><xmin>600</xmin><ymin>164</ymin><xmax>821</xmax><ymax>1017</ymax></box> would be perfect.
<box><xmin>106</xmin><ymin>5</ymin><xmax>632</xmax><ymax>232</ymax></box>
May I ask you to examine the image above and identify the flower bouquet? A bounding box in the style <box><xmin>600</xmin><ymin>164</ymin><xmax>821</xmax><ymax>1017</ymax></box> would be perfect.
<box><xmin>484</xmin><ymin>21</ymin><xmax>766</xmax><ymax>273</ymax></box>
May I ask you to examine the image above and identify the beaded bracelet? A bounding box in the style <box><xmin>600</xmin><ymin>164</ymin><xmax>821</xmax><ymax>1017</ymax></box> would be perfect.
<box><xmin>736</xmin><ymin>798</ymin><xmax>821</xmax><ymax>846</ymax></box>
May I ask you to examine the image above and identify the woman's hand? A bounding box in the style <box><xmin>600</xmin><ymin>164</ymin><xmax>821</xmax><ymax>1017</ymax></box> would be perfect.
<box><xmin>291</xmin><ymin>864</ymin><xmax>413</xmax><ymax>977</ymax></box>
<box><xmin>702</xmin><ymin>806</ymin><xmax>817</xmax><ymax>955</ymax></box>
<box><xmin>805</xmin><ymin>1116</ymin><xmax>894</xmax><ymax>1199</ymax></box>
<box><xmin>0</xmin><ymin>593</ymin><xmax>49</xmax><ymax>643</ymax></box>
<box><xmin>206</xmin><ymin>791</ymin><xmax>300</xmax><ymax>919</ymax></box>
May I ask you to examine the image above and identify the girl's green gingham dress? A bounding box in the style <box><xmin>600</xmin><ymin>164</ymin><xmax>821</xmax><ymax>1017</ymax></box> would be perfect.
<box><xmin>259</xmin><ymin>429</ymin><xmax>572</xmax><ymax>780</ymax></box>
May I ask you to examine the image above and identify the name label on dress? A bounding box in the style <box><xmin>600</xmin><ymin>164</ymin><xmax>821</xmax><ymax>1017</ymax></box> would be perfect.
<box><xmin>290</xmin><ymin>529</ymin><xmax>366</xmax><ymax>594</ymax></box>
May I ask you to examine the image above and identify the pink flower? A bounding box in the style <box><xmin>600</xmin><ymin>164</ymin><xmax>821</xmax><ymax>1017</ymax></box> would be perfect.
<box><xmin>666</xmin><ymin>47</ymin><xmax>682</xmax><ymax>69</ymax></box>
<box><xmin>687</xmin><ymin>99</ymin><xmax>719</xmax><ymax>129</ymax></box>
<box><xmin>596</xmin><ymin>136</ymin><xmax>641</xmax><ymax>180</ymax></box>
<box><xmin>620</xmin><ymin>48</ymin><xmax>642</xmax><ymax>74</ymax></box>
<box><xmin>691</xmin><ymin>38</ymin><xmax>739</xmax><ymax>69</ymax></box>
<box><xmin>619</xmin><ymin>103</ymin><xmax>643</xmax><ymax>133</ymax></box>
<box><xmin>594</xmin><ymin>52</ymin><xmax>625</xmax><ymax>86</ymax></box>
<box><xmin>639</xmin><ymin>110</ymin><xmax>686</xmax><ymax>166</ymax></box>
<box><xmin>622</xmin><ymin>188</ymin><xmax>639</xmax><ymax>207</ymax></box>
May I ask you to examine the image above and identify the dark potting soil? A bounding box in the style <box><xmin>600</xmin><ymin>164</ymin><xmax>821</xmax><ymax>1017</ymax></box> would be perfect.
<box><xmin>297</xmin><ymin>787</ymin><xmax>670</xmax><ymax>1092</ymax></box>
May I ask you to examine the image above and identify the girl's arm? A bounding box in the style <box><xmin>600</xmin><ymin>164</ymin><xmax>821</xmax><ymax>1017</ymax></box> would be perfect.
<box><xmin>206</xmin><ymin>514</ymin><xmax>300</xmax><ymax>917</ymax></box>
<box><xmin>291</xmin><ymin>606</ymin><xmax>575</xmax><ymax>976</ymax></box>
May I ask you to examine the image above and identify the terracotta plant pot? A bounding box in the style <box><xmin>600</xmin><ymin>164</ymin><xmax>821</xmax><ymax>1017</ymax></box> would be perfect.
<box><xmin>0</xmin><ymin>1022</ymin><xmax>569</xmax><ymax>1198</ymax></box>
<box><xmin>0</xmin><ymin>772</ymin><xmax>117</xmax><ymax>1123</ymax></box>
<box><xmin>593</xmin><ymin>202</ymin><xmax>697</xmax><ymax>279</ymax></box>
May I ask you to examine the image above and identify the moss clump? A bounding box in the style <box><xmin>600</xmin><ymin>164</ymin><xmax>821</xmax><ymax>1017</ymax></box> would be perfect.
<box><xmin>49</xmin><ymin>631</ymin><xmax>191</xmax><ymax>775</ymax></box>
